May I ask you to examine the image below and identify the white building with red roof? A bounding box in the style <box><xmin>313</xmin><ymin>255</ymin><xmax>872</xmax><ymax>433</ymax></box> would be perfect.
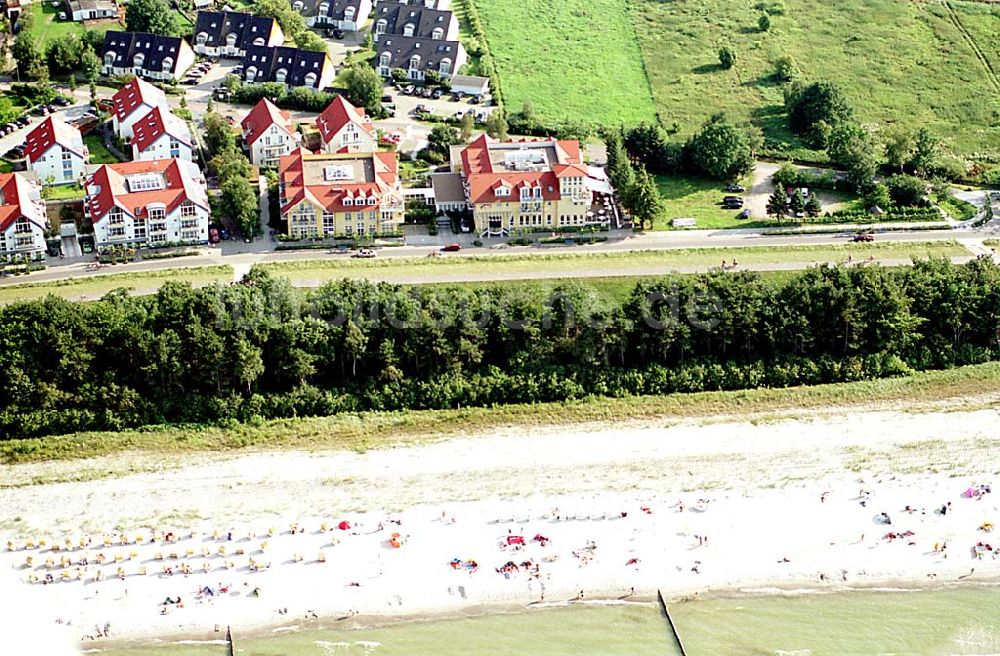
<box><xmin>0</xmin><ymin>172</ymin><xmax>47</xmax><ymax>259</ymax></box>
<box><xmin>278</xmin><ymin>148</ymin><xmax>403</xmax><ymax>238</ymax></box>
<box><xmin>84</xmin><ymin>159</ymin><xmax>210</xmax><ymax>247</ymax></box>
<box><xmin>111</xmin><ymin>77</ymin><xmax>169</xmax><ymax>142</ymax></box>
<box><xmin>241</xmin><ymin>98</ymin><xmax>299</xmax><ymax>167</ymax></box>
<box><xmin>315</xmin><ymin>96</ymin><xmax>377</xmax><ymax>154</ymax></box>
<box><xmin>25</xmin><ymin>116</ymin><xmax>89</xmax><ymax>187</ymax></box>
<box><xmin>131</xmin><ymin>107</ymin><xmax>194</xmax><ymax>163</ymax></box>
<box><xmin>435</xmin><ymin>134</ymin><xmax>606</xmax><ymax>237</ymax></box>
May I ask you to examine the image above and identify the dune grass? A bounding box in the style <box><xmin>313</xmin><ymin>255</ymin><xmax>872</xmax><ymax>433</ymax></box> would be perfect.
<box><xmin>474</xmin><ymin>0</ymin><xmax>657</xmax><ymax>127</ymax></box>
<box><xmin>3</xmin><ymin>361</ymin><xmax>999</xmax><ymax>467</ymax></box>
<box><xmin>0</xmin><ymin>266</ymin><xmax>233</xmax><ymax>304</ymax></box>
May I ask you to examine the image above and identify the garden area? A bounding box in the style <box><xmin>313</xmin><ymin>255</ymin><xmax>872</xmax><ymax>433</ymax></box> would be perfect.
<box><xmin>83</xmin><ymin>135</ymin><xmax>121</xmax><ymax>165</ymax></box>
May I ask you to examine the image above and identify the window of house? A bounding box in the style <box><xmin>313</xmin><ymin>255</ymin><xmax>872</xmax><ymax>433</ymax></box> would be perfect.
<box><xmin>180</xmin><ymin>201</ymin><xmax>197</xmax><ymax>217</ymax></box>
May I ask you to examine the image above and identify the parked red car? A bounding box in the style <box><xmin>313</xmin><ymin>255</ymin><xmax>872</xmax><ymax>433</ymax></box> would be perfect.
<box><xmin>209</xmin><ymin>228</ymin><xmax>220</xmax><ymax>243</ymax></box>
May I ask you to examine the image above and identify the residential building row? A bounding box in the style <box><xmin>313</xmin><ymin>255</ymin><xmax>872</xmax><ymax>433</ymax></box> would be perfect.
<box><xmin>372</xmin><ymin>1</ymin><xmax>466</xmax><ymax>81</ymax></box>
<box><xmin>101</xmin><ymin>24</ymin><xmax>334</xmax><ymax>90</ymax></box>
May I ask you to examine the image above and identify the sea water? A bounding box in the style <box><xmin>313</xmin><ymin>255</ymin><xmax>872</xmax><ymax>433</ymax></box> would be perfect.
<box><xmin>94</xmin><ymin>584</ymin><xmax>1000</xmax><ymax>656</ymax></box>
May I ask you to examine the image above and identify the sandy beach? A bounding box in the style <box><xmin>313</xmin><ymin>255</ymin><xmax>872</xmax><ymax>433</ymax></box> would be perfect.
<box><xmin>1</xmin><ymin>403</ymin><xmax>998</xmax><ymax>651</ymax></box>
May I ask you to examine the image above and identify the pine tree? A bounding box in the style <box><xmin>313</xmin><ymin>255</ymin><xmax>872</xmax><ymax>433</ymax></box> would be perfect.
<box><xmin>789</xmin><ymin>189</ymin><xmax>806</xmax><ymax>215</ymax></box>
<box><xmin>766</xmin><ymin>189</ymin><xmax>789</xmax><ymax>222</ymax></box>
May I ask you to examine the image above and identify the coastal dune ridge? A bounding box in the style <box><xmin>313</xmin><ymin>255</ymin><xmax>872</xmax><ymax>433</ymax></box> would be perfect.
<box><xmin>1</xmin><ymin>405</ymin><xmax>998</xmax><ymax>649</ymax></box>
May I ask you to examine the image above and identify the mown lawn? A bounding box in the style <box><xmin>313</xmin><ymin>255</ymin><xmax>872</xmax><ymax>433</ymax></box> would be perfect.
<box><xmin>83</xmin><ymin>134</ymin><xmax>120</xmax><ymax>165</ymax></box>
<box><xmin>260</xmin><ymin>241</ymin><xmax>968</xmax><ymax>286</ymax></box>
<box><xmin>474</xmin><ymin>0</ymin><xmax>657</xmax><ymax>127</ymax></box>
<box><xmin>630</xmin><ymin>0</ymin><xmax>1000</xmax><ymax>157</ymax></box>
<box><xmin>0</xmin><ymin>266</ymin><xmax>233</xmax><ymax>304</ymax></box>
<box><xmin>42</xmin><ymin>183</ymin><xmax>85</xmax><ymax>200</ymax></box>
<box><xmin>24</xmin><ymin>3</ymin><xmax>89</xmax><ymax>49</ymax></box>
<box><xmin>654</xmin><ymin>174</ymin><xmax>769</xmax><ymax>229</ymax></box>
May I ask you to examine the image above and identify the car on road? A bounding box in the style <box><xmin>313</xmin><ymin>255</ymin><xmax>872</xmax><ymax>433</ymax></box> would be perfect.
<box><xmin>326</xmin><ymin>28</ymin><xmax>344</xmax><ymax>39</ymax></box>
<box><xmin>182</xmin><ymin>78</ymin><xmax>198</xmax><ymax>85</ymax></box>
<box><xmin>468</xmin><ymin>96</ymin><xmax>480</xmax><ymax>105</ymax></box>
<box><xmin>421</xmin><ymin>87</ymin><xmax>434</xmax><ymax>98</ymax></box>
<box><xmin>16</xmin><ymin>116</ymin><xmax>30</xmax><ymax>126</ymax></box>
<box><xmin>441</xmin><ymin>243</ymin><xmax>462</xmax><ymax>252</ymax></box>
<box><xmin>381</xmin><ymin>94</ymin><xmax>393</xmax><ymax>103</ymax></box>
<box><xmin>52</xmin><ymin>97</ymin><xmax>70</xmax><ymax>107</ymax></box>
<box><xmin>852</xmin><ymin>231</ymin><xmax>874</xmax><ymax>242</ymax></box>
<box><xmin>209</xmin><ymin>228</ymin><xmax>220</xmax><ymax>244</ymax></box>
<box><xmin>726</xmin><ymin>183</ymin><xmax>746</xmax><ymax>193</ymax></box>
<box><xmin>353</xmin><ymin>248</ymin><xmax>376</xmax><ymax>258</ymax></box>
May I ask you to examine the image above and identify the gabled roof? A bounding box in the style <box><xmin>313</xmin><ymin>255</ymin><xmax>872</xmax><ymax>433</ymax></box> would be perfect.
<box><xmin>374</xmin><ymin>33</ymin><xmax>465</xmax><ymax>72</ymax></box>
<box><xmin>0</xmin><ymin>172</ymin><xmax>46</xmax><ymax>232</ymax></box>
<box><xmin>85</xmin><ymin>159</ymin><xmax>208</xmax><ymax>223</ymax></box>
<box><xmin>278</xmin><ymin>149</ymin><xmax>399</xmax><ymax>214</ymax></box>
<box><xmin>111</xmin><ymin>77</ymin><xmax>169</xmax><ymax>123</ymax></box>
<box><xmin>241</xmin><ymin>98</ymin><xmax>294</xmax><ymax>147</ymax></box>
<box><xmin>131</xmin><ymin>107</ymin><xmax>193</xmax><ymax>153</ymax></box>
<box><xmin>373</xmin><ymin>3</ymin><xmax>455</xmax><ymax>38</ymax></box>
<box><xmin>193</xmin><ymin>11</ymin><xmax>281</xmax><ymax>50</ymax></box>
<box><xmin>102</xmin><ymin>31</ymin><xmax>191</xmax><ymax>76</ymax></box>
<box><xmin>316</xmin><ymin>95</ymin><xmax>374</xmax><ymax>145</ymax></box>
<box><xmin>242</xmin><ymin>45</ymin><xmax>331</xmax><ymax>87</ymax></box>
<box><xmin>457</xmin><ymin>135</ymin><xmax>587</xmax><ymax>204</ymax></box>
<box><xmin>297</xmin><ymin>0</ymin><xmax>368</xmax><ymax>20</ymax></box>
<box><xmin>24</xmin><ymin>116</ymin><xmax>86</xmax><ymax>163</ymax></box>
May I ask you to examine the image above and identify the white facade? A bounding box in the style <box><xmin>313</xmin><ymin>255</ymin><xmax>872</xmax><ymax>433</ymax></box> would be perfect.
<box><xmin>323</xmin><ymin>121</ymin><xmax>377</xmax><ymax>154</ymax></box>
<box><xmin>71</xmin><ymin>5</ymin><xmax>117</xmax><ymax>21</ymax></box>
<box><xmin>27</xmin><ymin>145</ymin><xmax>88</xmax><ymax>186</ymax></box>
<box><xmin>133</xmin><ymin>133</ymin><xmax>195</xmax><ymax>162</ymax></box>
<box><xmin>0</xmin><ymin>216</ymin><xmax>46</xmax><ymax>258</ymax></box>
<box><xmin>306</xmin><ymin>0</ymin><xmax>372</xmax><ymax>30</ymax></box>
<box><xmin>93</xmin><ymin>199</ymin><xmax>209</xmax><ymax>247</ymax></box>
<box><xmin>114</xmin><ymin>104</ymin><xmax>157</xmax><ymax>142</ymax></box>
<box><xmin>250</xmin><ymin>124</ymin><xmax>298</xmax><ymax>167</ymax></box>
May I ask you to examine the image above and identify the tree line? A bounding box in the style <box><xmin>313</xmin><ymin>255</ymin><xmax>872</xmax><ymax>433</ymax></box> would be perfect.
<box><xmin>0</xmin><ymin>259</ymin><xmax>997</xmax><ymax>440</ymax></box>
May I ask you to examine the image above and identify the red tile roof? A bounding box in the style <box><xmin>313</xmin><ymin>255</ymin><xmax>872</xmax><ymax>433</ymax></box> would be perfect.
<box><xmin>457</xmin><ymin>135</ymin><xmax>586</xmax><ymax>205</ymax></box>
<box><xmin>316</xmin><ymin>96</ymin><xmax>375</xmax><ymax>146</ymax></box>
<box><xmin>241</xmin><ymin>98</ymin><xmax>293</xmax><ymax>147</ymax></box>
<box><xmin>85</xmin><ymin>159</ymin><xmax>208</xmax><ymax>223</ymax></box>
<box><xmin>0</xmin><ymin>172</ymin><xmax>46</xmax><ymax>233</ymax></box>
<box><xmin>278</xmin><ymin>148</ymin><xmax>399</xmax><ymax>214</ymax></box>
<box><xmin>131</xmin><ymin>107</ymin><xmax>192</xmax><ymax>154</ymax></box>
<box><xmin>111</xmin><ymin>77</ymin><xmax>168</xmax><ymax>123</ymax></box>
<box><xmin>24</xmin><ymin>116</ymin><xmax>86</xmax><ymax>163</ymax></box>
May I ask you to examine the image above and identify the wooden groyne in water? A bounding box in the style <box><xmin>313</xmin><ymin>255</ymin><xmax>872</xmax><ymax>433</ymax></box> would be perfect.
<box><xmin>656</xmin><ymin>590</ymin><xmax>689</xmax><ymax>656</ymax></box>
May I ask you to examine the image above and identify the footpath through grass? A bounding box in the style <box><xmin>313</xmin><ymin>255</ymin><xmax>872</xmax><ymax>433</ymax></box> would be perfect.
<box><xmin>4</xmin><ymin>361</ymin><xmax>998</xmax><ymax>466</ymax></box>
<box><xmin>474</xmin><ymin>0</ymin><xmax>657</xmax><ymax>127</ymax></box>
<box><xmin>0</xmin><ymin>266</ymin><xmax>233</xmax><ymax>304</ymax></box>
<box><xmin>630</xmin><ymin>0</ymin><xmax>1000</xmax><ymax>157</ymax></box>
<box><xmin>261</xmin><ymin>241</ymin><xmax>968</xmax><ymax>286</ymax></box>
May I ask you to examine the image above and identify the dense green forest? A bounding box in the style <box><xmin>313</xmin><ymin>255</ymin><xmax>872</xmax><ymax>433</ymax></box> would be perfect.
<box><xmin>0</xmin><ymin>259</ymin><xmax>997</xmax><ymax>440</ymax></box>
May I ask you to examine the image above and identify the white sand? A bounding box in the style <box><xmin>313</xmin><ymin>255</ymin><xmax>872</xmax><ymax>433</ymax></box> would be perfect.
<box><xmin>1</xmin><ymin>407</ymin><xmax>999</xmax><ymax>648</ymax></box>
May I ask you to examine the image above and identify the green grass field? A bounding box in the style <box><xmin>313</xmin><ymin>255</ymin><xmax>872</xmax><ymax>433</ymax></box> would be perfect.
<box><xmin>630</xmin><ymin>0</ymin><xmax>1000</xmax><ymax>156</ymax></box>
<box><xmin>23</xmin><ymin>3</ymin><xmax>107</xmax><ymax>50</ymax></box>
<box><xmin>653</xmin><ymin>174</ymin><xmax>860</xmax><ymax>229</ymax></box>
<box><xmin>260</xmin><ymin>241</ymin><xmax>967</xmax><ymax>287</ymax></box>
<box><xmin>83</xmin><ymin>134</ymin><xmax>120</xmax><ymax>165</ymax></box>
<box><xmin>4</xmin><ymin>360</ymin><xmax>998</xmax><ymax>467</ymax></box>
<box><xmin>0</xmin><ymin>266</ymin><xmax>233</xmax><ymax>304</ymax></box>
<box><xmin>42</xmin><ymin>183</ymin><xmax>85</xmax><ymax>200</ymax></box>
<box><xmin>474</xmin><ymin>0</ymin><xmax>657</xmax><ymax>127</ymax></box>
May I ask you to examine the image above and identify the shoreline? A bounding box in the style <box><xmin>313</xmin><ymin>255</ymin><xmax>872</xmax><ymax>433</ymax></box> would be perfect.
<box><xmin>3</xmin><ymin>406</ymin><xmax>998</xmax><ymax>651</ymax></box>
<box><xmin>82</xmin><ymin>577</ymin><xmax>1000</xmax><ymax>651</ymax></box>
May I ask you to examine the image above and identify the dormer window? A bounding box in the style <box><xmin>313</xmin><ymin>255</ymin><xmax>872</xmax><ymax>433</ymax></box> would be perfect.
<box><xmin>403</xmin><ymin>23</ymin><xmax>415</xmax><ymax>37</ymax></box>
